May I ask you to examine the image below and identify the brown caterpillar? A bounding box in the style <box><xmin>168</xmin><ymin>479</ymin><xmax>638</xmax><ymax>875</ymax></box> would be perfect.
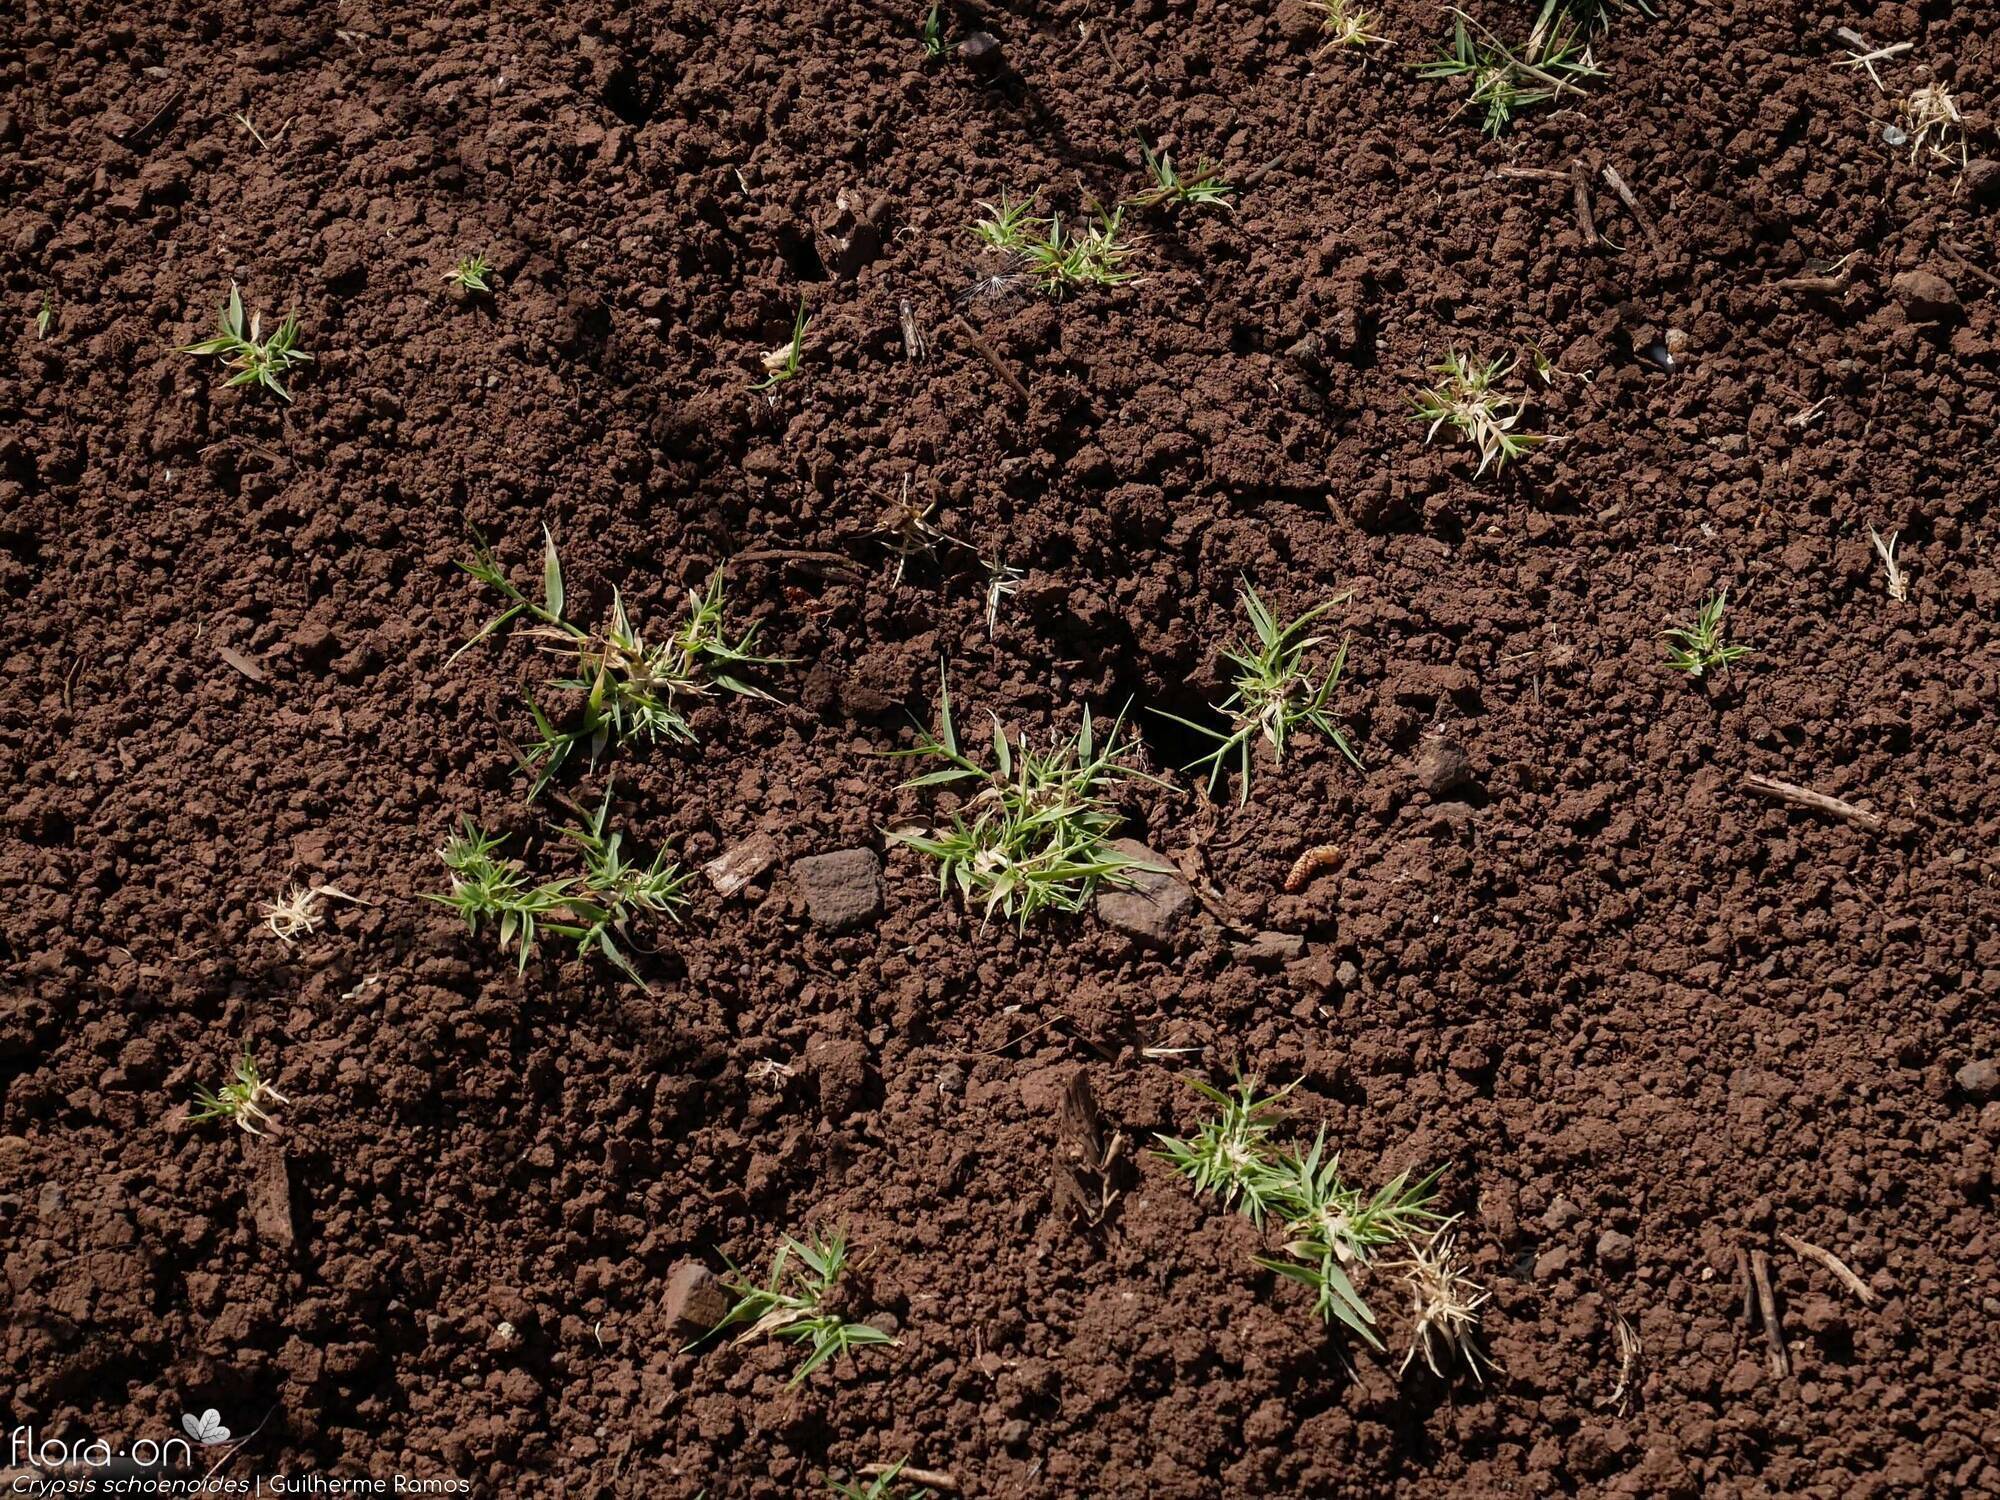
<box><xmin>1284</xmin><ymin>843</ymin><xmax>1342</xmax><ymax>892</ymax></box>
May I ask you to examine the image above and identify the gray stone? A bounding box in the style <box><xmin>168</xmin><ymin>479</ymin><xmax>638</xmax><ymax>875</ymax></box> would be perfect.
<box><xmin>793</xmin><ymin>848</ymin><xmax>882</xmax><ymax>930</ymax></box>
<box><xmin>1094</xmin><ymin>839</ymin><xmax>1192</xmax><ymax>945</ymax></box>
<box><xmin>1955</xmin><ymin>1058</ymin><xmax>1999</xmax><ymax>1099</ymax></box>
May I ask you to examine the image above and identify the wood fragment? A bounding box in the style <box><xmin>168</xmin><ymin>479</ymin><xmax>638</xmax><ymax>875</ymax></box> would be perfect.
<box><xmin>1750</xmin><ymin>1249</ymin><xmax>1789</xmax><ymax>1377</ymax></box>
<box><xmin>1735</xmin><ymin>1245</ymin><xmax>1755</xmax><ymax>1325</ymax></box>
<box><xmin>1767</xmin><ymin>272</ymin><xmax>1848</xmax><ymax>294</ymax></box>
<box><xmin>898</xmin><ymin>297</ymin><xmax>927</xmax><ymax>361</ymax></box>
<box><xmin>217</xmin><ymin>646</ymin><xmax>267</xmax><ymax>682</ymax></box>
<box><xmin>109</xmin><ymin>84</ymin><xmax>183</xmax><ymax>149</ymax></box>
<box><xmin>1942</xmin><ymin>245</ymin><xmax>2000</xmax><ymax>294</ymax></box>
<box><xmin>1742</xmin><ymin>773</ymin><xmax>1883</xmax><ymax>832</ymax></box>
<box><xmin>1495</xmin><ymin>165</ymin><xmax>1571</xmax><ymax>182</ymax></box>
<box><xmin>702</xmin><ymin>832</ymin><xmax>780</xmax><ymax>897</ymax></box>
<box><xmin>1570</xmin><ymin>158</ymin><xmax>1597</xmax><ymax>246</ymax></box>
<box><xmin>1780</xmin><ymin>1232</ymin><xmax>1878</xmax><ymax>1306</ymax></box>
<box><xmin>1600</xmin><ymin>166</ymin><xmax>1665</xmax><ymax>259</ymax></box>
<box><xmin>951</xmin><ymin>313</ymin><xmax>1030</xmax><ymax>403</ymax></box>
<box><xmin>861</xmin><ymin>1465</ymin><xmax>958</xmax><ymax>1493</ymax></box>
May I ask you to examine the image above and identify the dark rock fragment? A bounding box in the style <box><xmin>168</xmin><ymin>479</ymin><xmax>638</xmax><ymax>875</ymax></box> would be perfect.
<box><xmin>1891</xmin><ymin>268</ymin><xmax>1961</xmax><ymax>323</ymax></box>
<box><xmin>793</xmin><ymin>848</ymin><xmax>882</xmax><ymax>931</ymax></box>
<box><xmin>1413</xmin><ymin>735</ymin><xmax>1474</xmax><ymax>798</ymax></box>
<box><xmin>1094</xmin><ymin>839</ymin><xmax>1191</xmax><ymax>945</ymax></box>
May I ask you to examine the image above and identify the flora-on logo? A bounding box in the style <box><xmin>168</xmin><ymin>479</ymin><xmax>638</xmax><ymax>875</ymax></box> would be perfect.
<box><xmin>181</xmin><ymin>1409</ymin><xmax>232</xmax><ymax>1446</ymax></box>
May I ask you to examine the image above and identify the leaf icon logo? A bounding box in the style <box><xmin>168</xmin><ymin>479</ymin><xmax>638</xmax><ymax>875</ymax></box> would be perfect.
<box><xmin>182</xmin><ymin>1410</ymin><xmax>232</xmax><ymax>1446</ymax></box>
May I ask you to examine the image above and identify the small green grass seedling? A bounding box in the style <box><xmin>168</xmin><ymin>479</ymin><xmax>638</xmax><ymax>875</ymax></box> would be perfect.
<box><xmin>1410</xmin><ymin>351</ymin><xmax>1545</xmax><ymax>474</ymax></box>
<box><xmin>1256</xmin><ymin>1132</ymin><xmax>1444</xmax><ymax>1348</ymax></box>
<box><xmin>558</xmin><ymin>782</ymin><xmax>692</xmax><ymax>985</ymax></box>
<box><xmin>970</xmin><ymin>195</ymin><xmax>1140</xmax><ymax>297</ymax></box>
<box><xmin>1158</xmin><ymin>1075</ymin><xmax>1448</xmax><ymax>1349</ymax></box>
<box><xmin>188</xmin><ymin>1048</ymin><xmax>289</xmax><ymax>1136</ymax></box>
<box><xmin>1662</xmin><ymin>590</ymin><xmax>1749</xmax><ymax>677</ymax></box>
<box><xmin>829</xmin><ymin>1459</ymin><xmax>935</xmax><ymax>1500</ymax></box>
<box><xmin>891</xmin><ymin>670</ymin><xmax>1168</xmax><ymax>926</ymax></box>
<box><xmin>445</xmin><ymin>253</ymin><xmax>495</xmax><ymax>294</ymax></box>
<box><xmin>1154</xmin><ymin>583</ymin><xmax>1361</xmax><ymax>804</ymax></box>
<box><xmin>1127</xmin><ymin>143</ymin><xmax>1235</xmax><ymax>215</ymax></box>
<box><xmin>427</xmin><ymin>818</ymin><xmax>574</xmax><ymax>973</ymax></box>
<box><xmin>455</xmin><ymin>530</ymin><xmax>787</xmax><ymax>793</ymax></box>
<box><xmin>182</xmin><ymin>283</ymin><xmax>312</xmax><ymax>401</ymax></box>
<box><xmin>705</xmin><ymin>1228</ymin><xmax>898</xmax><ymax>1386</ymax></box>
<box><xmin>1314</xmin><ymin>0</ymin><xmax>1388</xmax><ymax>51</ymax></box>
<box><xmin>35</xmin><ymin>296</ymin><xmax>53</xmax><ymax>339</ymax></box>
<box><xmin>1154</xmin><ymin>1075</ymin><xmax>1299</xmax><ymax>1227</ymax></box>
<box><xmin>754</xmin><ymin>298</ymin><xmax>810</xmax><ymax>390</ymax></box>
<box><xmin>1416</xmin><ymin>2</ymin><xmax>1600</xmax><ymax>136</ymax></box>
<box><xmin>427</xmin><ymin>792</ymin><xmax>690</xmax><ymax>986</ymax></box>
<box><xmin>917</xmin><ymin>3</ymin><xmax>946</xmax><ymax>57</ymax></box>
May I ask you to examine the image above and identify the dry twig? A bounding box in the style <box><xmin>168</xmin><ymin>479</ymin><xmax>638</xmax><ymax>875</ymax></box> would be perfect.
<box><xmin>1750</xmin><ymin>1248</ymin><xmax>1789</xmax><ymax>1377</ymax></box>
<box><xmin>952</xmin><ymin>313</ymin><xmax>1031</xmax><ymax>402</ymax></box>
<box><xmin>1742</xmin><ymin>773</ymin><xmax>1884</xmax><ymax>832</ymax></box>
<box><xmin>1780</xmin><ymin>1232</ymin><xmax>1878</xmax><ymax>1306</ymax></box>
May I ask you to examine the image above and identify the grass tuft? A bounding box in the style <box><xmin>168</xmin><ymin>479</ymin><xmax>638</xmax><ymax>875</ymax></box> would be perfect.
<box><xmin>1415</xmin><ymin>2</ymin><xmax>1600</xmax><ymax>136</ymax></box>
<box><xmin>1662</xmin><ymin>590</ymin><xmax>1749</xmax><ymax>677</ymax></box>
<box><xmin>1157</xmin><ymin>1075</ymin><xmax>1448</xmax><ymax>1348</ymax></box>
<box><xmin>426</xmin><ymin>785</ymin><xmax>689</xmax><ymax>986</ymax></box>
<box><xmin>182</xmin><ymin>283</ymin><xmax>312</xmax><ymax>401</ymax></box>
<box><xmin>1126</xmin><ymin>143</ymin><xmax>1235</xmax><ymax>214</ymax></box>
<box><xmin>455</xmin><ymin>529</ymin><xmax>787</xmax><ymax>794</ymax></box>
<box><xmin>1153</xmin><ymin>583</ymin><xmax>1361</xmax><ymax>803</ymax></box>
<box><xmin>188</xmin><ymin>1047</ymin><xmax>289</xmax><ymax>1136</ymax></box>
<box><xmin>754</xmin><ymin>298</ymin><xmax>811</xmax><ymax>391</ymax></box>
<box><xmin>829</xmin><ymin>1459</ymin><xmax>934</xmax><ymax>1500</ymax></box>
<box><xmin>891</xmin><ymin>669</ymin><xmax>1167</xmax><ymax>926</ymax></box>
<box><xmin>971</xmin><ymin>194</ymin><xmax>1139</xmax><ymax>296</ymax></box>
<box><xmin>1410</xmin><ymin>351</ymin><xmax>1545</xmax><ymax>474</ymax></box>
<box><xmin>445</xmin><ymin>253</ymin><xmax>496</xmax><ymax>294</ymax></box>
<box><xmin>704</xmin><ymin>1227</ymin><xmax>898</xmax><ymax>1386</ymax></box>
<box><xmin>1388</xmin><ymin>1218</ymin><xmax>1491</xmax><ymax>1381</ymax></box>
<box><xmin>1314</xmin><ymin>0</ymin><xmax>1389</xmax><ymax>51</ymax></box>
<box><xmin>917</xmin><ymin>3</ymin><xmax>945</xmax><ymax>57</ymax></box>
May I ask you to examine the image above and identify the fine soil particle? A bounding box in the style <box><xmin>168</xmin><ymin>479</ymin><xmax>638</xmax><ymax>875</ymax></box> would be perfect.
<box><xmin>3</xmin><ymin>1</ymin><xmax>1999</xmax><ymax>1497</ymax></box>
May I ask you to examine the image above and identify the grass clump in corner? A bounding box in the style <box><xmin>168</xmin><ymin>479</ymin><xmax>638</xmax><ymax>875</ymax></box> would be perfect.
<box><xmin>702</xmin><ymin>1227</ymin><xmax>898</xmax><ymax>1387</ymax></box>
<box><xmin>1154</xmin><ymin>582</ymin><xmax>1361</xmax><ymax>804</ymax></box>
<box><xmin>971</xmin><ymin>193</ymin><xmax>1139</xmax><ymax>297</ymax></box>
<box><xmin>891</xmin><ymin>669</ymin><xmax>1167</xmax><ymax>926</ymax></box>
<box><xmin>1415</xmin><ymin>2</ymin><xmax>1600</xmax><ymax>136</ymax></box>
<box><xmin>188</xmin><ymin>1047</ymin><xmax>289</xmax><ymax>1136</ymax></box>
<box><xmin>1157</xmin><ymin>1075</ymin><xmax>1450</xmax><ymax>1351</ymax></box>
<box><xmin>454</xmin><ymin>528</ymin><xmax>787</xmax><ymax>794</ymax></box>
<box><xmin>182</xmin><ymin>283</ymin><xmax>312</xmax><ymax>401</ymax></box>
<box><xmin>1410</xmin><ymin>351</ymin><xmax>1545</xmax><ymax>474</ymax></box>
<box><xmin>427</xmin><ymin>785</ymin><xmax>690</xmax><ymax>986</ymax></box>
<box><xmin>1662</xmin><ymin>590</ymin><xmax>1749</xmax><ymax>677</ymax></box>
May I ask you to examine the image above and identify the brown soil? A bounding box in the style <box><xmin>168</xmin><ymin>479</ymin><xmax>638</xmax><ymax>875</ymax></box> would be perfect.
<box><xmin>4</xmin><ymin>0</ymin><xmax>1998</xmax><ymax>1495</ymax></box>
